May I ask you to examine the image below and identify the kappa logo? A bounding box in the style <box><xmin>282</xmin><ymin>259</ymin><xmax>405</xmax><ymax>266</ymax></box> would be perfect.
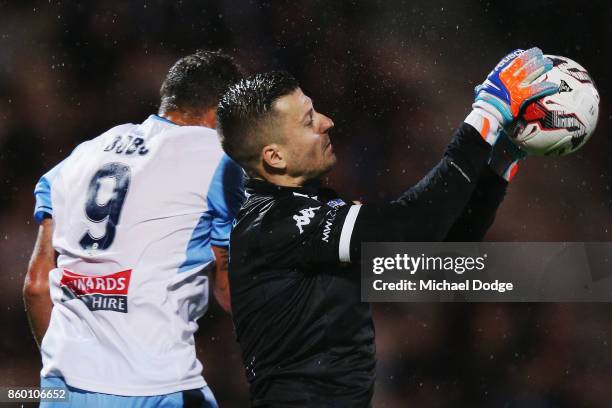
<box><xmin>293</xmin><ymin>206</ymin><xmax>321</xmax><ymax>234</ymax></box>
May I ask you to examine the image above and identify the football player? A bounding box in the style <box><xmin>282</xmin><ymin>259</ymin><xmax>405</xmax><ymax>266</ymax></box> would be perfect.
<box><xmin>24</xmin><ymin>50</ymin><xmax>245</xmax><ymax>407</ymax></box>
<box><xmin>216</xmin><ymin>48</ymin><xmax>557</xmax><ymax>407</ymax></box>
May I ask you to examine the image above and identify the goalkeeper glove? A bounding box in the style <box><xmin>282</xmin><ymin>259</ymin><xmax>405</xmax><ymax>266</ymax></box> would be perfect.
<box><xmin>465</xmin><ymin>47</ymin><xmax>558</xmax><ymax>146</ymax></box>
<box><xmin>474</xmin><ymin>47</ymin><xmax>558</xmax><ymax>126</ymax></box>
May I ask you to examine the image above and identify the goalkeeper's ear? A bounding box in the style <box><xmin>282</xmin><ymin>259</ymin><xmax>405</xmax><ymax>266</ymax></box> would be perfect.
<box><xmin>262</xmin><ymin>144</ymin><xmax>287</xmax><ymax>171</ymax></box>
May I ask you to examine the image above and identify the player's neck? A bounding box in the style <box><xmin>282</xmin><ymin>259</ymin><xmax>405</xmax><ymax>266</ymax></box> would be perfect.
<box><xmin>159</xmin><ymin>109</ymin><xmax>216</xmax><ymax>129</ymax></box>
<box><xmin>259</xmin><ymin>172</ymin><xmax>310</xmax><ymax>188</ymax></box>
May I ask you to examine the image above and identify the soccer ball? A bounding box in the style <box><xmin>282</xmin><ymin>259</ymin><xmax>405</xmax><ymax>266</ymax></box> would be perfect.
<box><xmin>509</xmin><ymin>55</ymin><xmax>599</xmax><ymax>156</ymax></box>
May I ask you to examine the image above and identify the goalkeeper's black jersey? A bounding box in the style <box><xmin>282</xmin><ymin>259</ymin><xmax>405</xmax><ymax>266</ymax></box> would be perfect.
<box><xmin>229</xmin><ymin>123</ymin><xmax>507</xmax><ymax>408</ymax></box>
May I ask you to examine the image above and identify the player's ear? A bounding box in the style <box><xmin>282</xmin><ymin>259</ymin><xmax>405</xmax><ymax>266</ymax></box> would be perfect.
<box><xmin>261</xmin><ymin>144</ymin><xmax>286</xmax><ymax>170</ymax></box>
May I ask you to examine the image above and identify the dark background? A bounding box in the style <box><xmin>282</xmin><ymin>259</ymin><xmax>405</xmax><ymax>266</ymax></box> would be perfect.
<box><xmin>0</xmin><ymin>1</ymin><xmax>611</xmax><ymax>407</ymax></box>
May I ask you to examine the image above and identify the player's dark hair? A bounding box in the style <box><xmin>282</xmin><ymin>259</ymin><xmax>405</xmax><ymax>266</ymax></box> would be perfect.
<box><xmin>217</xmin><ymin>70</ymin><xmax>299</xmax><ymax>174</ymax></box>
<box><xmin>159</xmin><ymin>50</ymin><xmax>243</xmax><ymax>115</ymax></box>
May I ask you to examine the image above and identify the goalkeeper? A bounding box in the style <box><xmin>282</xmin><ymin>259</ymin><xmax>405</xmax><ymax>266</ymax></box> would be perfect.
<box><xmin>217</xmin><ymin>48</ymin><xmax>557</xmax><ymax>407</ymax></box>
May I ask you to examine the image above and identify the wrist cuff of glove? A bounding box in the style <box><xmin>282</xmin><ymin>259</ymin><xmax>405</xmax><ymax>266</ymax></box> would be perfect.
<box><xmin>464</xmin><ymin>107</ymin><xmax>501</xmax><ymax>146</ymax></box>
<box><xmin>474</xmin><ymin>96</ymin><xmax>513</xmax><ymax>125</ymax></box>
<box><xmin>473</xmin><ymin>100</ymin><xmax>507</xmax><ymax>124</ymax></box>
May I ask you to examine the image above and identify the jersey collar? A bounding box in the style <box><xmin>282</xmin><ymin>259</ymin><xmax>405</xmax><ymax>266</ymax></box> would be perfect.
<box><xmin>150</xmin><ymin>114</ymin><xmax>178</xmax><ymax>126</ymax></box>
<box><xmin>246</xmin><ymin>178</ymin><xmax>322</xmax><ymax>197</ymax></box>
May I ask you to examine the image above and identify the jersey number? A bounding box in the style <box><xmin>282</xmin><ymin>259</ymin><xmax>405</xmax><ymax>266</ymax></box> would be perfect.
<box><xmin>79</xmin><ymin>163</ymin><xmax>131</xmax><ymax>250</ymax></box>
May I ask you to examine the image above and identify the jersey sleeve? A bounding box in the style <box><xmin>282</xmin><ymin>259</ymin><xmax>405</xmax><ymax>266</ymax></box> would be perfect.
<box><xmin>344</xmin><ymin>121</ymin><xmax>493</xmax><ymax>260</ymax></box>
<box><xmin>33</xmin><ymin>141</ymin><xmax>92</xmax><ymax>224</ymax></box>
<box><xmin>207</xmin><ymin>154</ymin><xmax>246</xmax><ymax>247</ymax></box>
<box><xmin>260</xmin><ymin>122</ymin><xmax>492</xmax><ymax>268</ymax></box>
<box><xmin>33</xmin><ymin>160</ymin><xmax>65</xmax><ymax>224</ymax></box>
<box><xmin>444</xmin><ymin>166</ymin><xmax>508</xmax><ymax>241</ymax></box>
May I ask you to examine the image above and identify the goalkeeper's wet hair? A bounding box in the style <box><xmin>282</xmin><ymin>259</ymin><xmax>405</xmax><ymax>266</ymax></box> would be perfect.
<box><xmin>159</xmin><ymin>50</ymin><xmax>243</xmax><ymax>116</ymax></box>
<box><xmin>217</xmin><ymin>71</ymin><xmax>299</xmax><ymax>174</ymax></box>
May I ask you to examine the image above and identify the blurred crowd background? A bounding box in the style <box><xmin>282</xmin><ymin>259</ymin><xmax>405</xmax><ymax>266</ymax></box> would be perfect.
<box><xmin>0</xmin><ymin>1</ymin><xmax>611</xmax><ymax>407</ymax></box>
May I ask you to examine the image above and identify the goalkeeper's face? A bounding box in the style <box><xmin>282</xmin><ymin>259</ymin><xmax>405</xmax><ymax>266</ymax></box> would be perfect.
<box><xmin>272</xmin><ymin>88</ymin><xmax>336</xmax><ymax>180</ymax></box>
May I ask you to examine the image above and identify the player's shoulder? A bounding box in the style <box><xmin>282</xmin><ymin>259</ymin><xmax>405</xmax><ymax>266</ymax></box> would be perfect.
<box><xmin>238</xmin><ymin>192</ymin><xmax>317</xmax><ymax>223</ymax></box>
<box><xmin>276</xmin><ymin>194</ymin><xmax>325</xmax><ymax>213</ymax></box>
<box><xmin>260</xmin><ymin>194</ymin><xmax>327</xmax><ymax>237</ymax></box>
<box><xmin>270</xmin><ymin>190</ymin><xmax>351</xmax><ymax>216</ymax></box>
<box><xmin>105</xmin><ymin>122</ymin><xmax>138</xmax><ymax>135</ymax></box>
<box><xmin>163</xmin><ymin>123</ymin><xmax>219</xmax><ymax>143</ymax></box>
<box><xmin>93</xmin><ymin>122</ymin><xmax>138</xmax><ymax>143</ymax></box>
<box><xmin>77</xmin><ymin>122</ymin><xmax>137</xmax><ymax>150</ymax></box>
<box><xmin>157</xmin><ymin>124</ymin><xmax>224</xmax><ymax>159</ymax></box>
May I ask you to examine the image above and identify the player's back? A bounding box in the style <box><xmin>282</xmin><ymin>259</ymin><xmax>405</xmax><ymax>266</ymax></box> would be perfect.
<box><xmin>35</xmin><ymin>115</ymin><xmax>241</xmax><ymax>396</ymax></box>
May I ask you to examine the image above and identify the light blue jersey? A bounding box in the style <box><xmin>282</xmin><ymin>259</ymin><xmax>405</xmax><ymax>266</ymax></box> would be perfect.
<box><xmin>33</xmin><ymin>115</ymin><xmax>244</xmax><ymax>397</ymax></box>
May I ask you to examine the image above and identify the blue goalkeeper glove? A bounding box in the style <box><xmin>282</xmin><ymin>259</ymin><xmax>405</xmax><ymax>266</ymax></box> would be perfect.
<box><xmin>465</xmin><ymin>47</ymin><xmax>558</xmax><ymax>146</ymax></box>
<box><xmin>474</xmin><ymin>47</ymin><xmax>558</xmax><ymax>126</ymax></box>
